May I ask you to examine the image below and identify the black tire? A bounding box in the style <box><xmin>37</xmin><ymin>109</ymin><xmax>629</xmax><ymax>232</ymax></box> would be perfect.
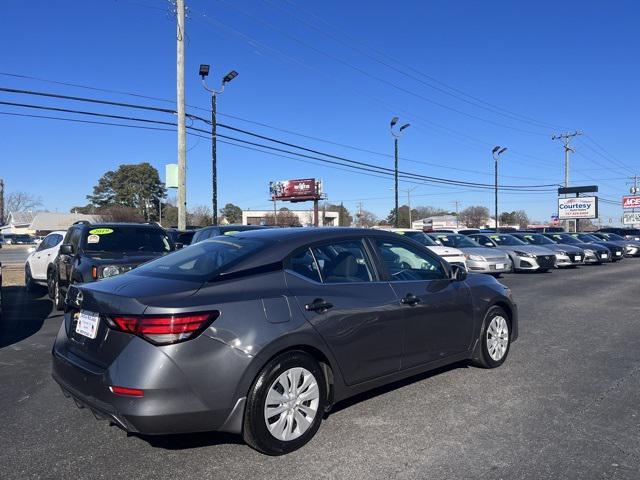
<box><xmin>472</xmin><ymin>305</ymin><xmax>511</xmax><ymax>369</ymax></box>
<box><xmin>47</xmin><ymin>270</ymin><xmax>55</xmax><ymax>299</ymax></box>
<box><xmin>52</xmin><ymin>275</ymin><xmax>65</xmax><ymax>311</ymax></box>
<box><xmin>25</xmin><ymin>265</ymin><xmax>35</xmax><ymax>292</ymax></box>
<box><xmin>243</xmin><ymin>351</ymin><xmax>326</xmax><ymax>455</ymax></box>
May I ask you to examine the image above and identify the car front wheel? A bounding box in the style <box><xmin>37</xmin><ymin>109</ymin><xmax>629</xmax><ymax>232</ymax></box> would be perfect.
<box><xmin>243</xmin><ymin>351</ymin><xmax>326</xmax><ymax>455</ymax></box>
<box><xmin>472</xmin><ymin>305</ymin><xmax>511</xmax><ymax>369</ymax></box>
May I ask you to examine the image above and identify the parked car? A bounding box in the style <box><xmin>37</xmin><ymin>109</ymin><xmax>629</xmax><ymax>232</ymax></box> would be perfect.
<box><xmin>49</xmin><ymin>222</ymin><xmax>175</xmax><ymax>310</ymax></box>
<box><xmin>191</xmin><ymin>225</ymin><xmax>271</xmax><ymax>245</ymax></box>
<box><xmin>0</xmin><ymin>250</ymin><xmax>3</xmax><ymax>319</ymax></box>
<box><xmin>590</xmin><ymin>232</ymin><xmax>640</xmax><ymax>257</ymax></box>
<box><xmin>24</xmin><ymin>230</ymin><xmax>66</xmax><ymax>291</ymax></box>
<box><xmin>468</xmin><ymin>233</ymin><xmax>556</xmax><ymax>272</ymax></box>
<box><xmin>597</xmin><ymin>227</ymin><xmax>640</xmax><ymax>242</ymax></box>
<box><xmin>3</xmin><ymin>233</ymin><xmax>35</xmax><ymax>245</ymax></box>
<box><xmin>377</xmin><ymin>228</ymin><xmax>467</xmax><ymax>270</ymax></box>
<box><xmin>427</xmin><ymin>232</ymin><xmax>511</xmax><ymax>276</ymax></box>
<box><xmin>511</xmin><ymin>232</ymin><xmax>584</xmax><ymax>267</ymax></box>
<box><xmin>165</xmin><ymin>228</ymin><xmax>196</xmax><ymax>246</ymax></box>
<box><xmin>567</xmin><ymin>233</ymin><xmax>624</xmax><ymax>262</ymax></box>
<box><xmin>51</xmin><ymin>228</ymin><xmax>518</xmax><ymax>455</ymax></box>
<box><xmin>542</xmin><ymin>233</ymin><xmax>611</xmax><ymax>264</ymax></box>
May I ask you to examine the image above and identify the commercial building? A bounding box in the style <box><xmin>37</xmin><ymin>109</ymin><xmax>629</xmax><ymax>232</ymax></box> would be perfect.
<box><xmin>242</xmin><ymin>209</ymin><xmax>340</xmax><ymax>227</ymax></box>
<box><xmin>0</xmin><ymin>211</ymin><xmax>102</xmax><ymax>236</ymax></box>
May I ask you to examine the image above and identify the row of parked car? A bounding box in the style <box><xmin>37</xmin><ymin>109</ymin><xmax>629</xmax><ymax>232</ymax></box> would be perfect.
<box><xmin>376</xmin><ymin>227</ymin><xmax>640</xmax><ymax>275</ymax></box>
<box><xmin>17</xmin><ymin>219</ymin><xmax>640</xmax><ymax>455</ymax></box>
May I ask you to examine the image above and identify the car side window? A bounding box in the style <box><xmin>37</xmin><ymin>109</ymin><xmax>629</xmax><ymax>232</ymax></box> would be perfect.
<box><xmin>288</xmin><ymin>248</ymin><xmax>321</xmax><ymax>283</ymax></box>
<box><xmin>36</xmin><ymin>237</ymin><xmax>51</xmax><ymax>251</ymax></box>
<box><xmin>374</xmin><ymin>239</ymin><xmax>447</xmax><ymax>281</ymax></box>
<box><xmin>311</xmin><ymin>241</ymin><xmax>374</xmax><ymax>283</ymax></box>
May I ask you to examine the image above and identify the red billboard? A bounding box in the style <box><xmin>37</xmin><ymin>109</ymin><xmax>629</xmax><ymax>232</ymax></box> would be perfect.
<box><xmin>622</xmin><ymin>196</ymin><xmax>640</xmax><ymax>209</ymax></box>
<box><xmin>269</xmin><ymin>179</ymin><xmax>322</xmax><ymax>202</ymax></box>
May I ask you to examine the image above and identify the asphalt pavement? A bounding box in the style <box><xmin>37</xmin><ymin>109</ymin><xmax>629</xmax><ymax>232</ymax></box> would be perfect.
<box><xmin>1</xmin><ymin>261</ymin><xmax>639</xmax><ymax>479</ymax></box>
<box><xmin>0</xmin><ymin>245</ymin><xmax>31</xmax><ymax>265</ymax></box>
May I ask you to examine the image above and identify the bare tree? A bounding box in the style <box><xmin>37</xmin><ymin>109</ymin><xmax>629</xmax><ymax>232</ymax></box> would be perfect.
<box><xmin>459</xmin><ymin>205</ymin><xmax>490</xmax><ymax>228</ymax></box>
<box><xmin>4</xmin><ymin>191</ymin><xmax>43</xmax><ymax>217</ymax></box>
<box><xmin>357</xmin><ymin>209</ymin><xmax>378</xmax><ymax>228</ymax></box>
<box><xmin>263</xmin><ymin>208</ymin><xmax>301</xmax><ymax>227</ymax></box>
<box><xmin>99</xmin><ymin>205</ymin><xmax>144</xmax><ymax>222</ymax></box>
<box><xmin>188</xmin><ymin>205</ymin><xmax>213</xmax><ymax>227</ymax></box>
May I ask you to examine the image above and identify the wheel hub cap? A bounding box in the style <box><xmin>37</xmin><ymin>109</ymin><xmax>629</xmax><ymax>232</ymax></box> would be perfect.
<box><xmin>487</xmin><ymin>315</ymin><xmax>509</xmax><ymax>361</ymax></box>
<box><xmin>264</xmin><ymin>367</ymin><xmax>320</xmax><ymax>441</ymax></box>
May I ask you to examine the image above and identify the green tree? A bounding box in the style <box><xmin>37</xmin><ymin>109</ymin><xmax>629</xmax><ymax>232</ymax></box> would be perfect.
<box><xmin>386</xmin><ymin>205</ymin><xmax>418</xmax><ymax>228</ymax></box>
<box><xmin>220</xmin><ymin>203</ymin><xmax>243</xmax><ymax>224</ymax></box>
<box><xmin>325</xmin><ymin>203</ymin><xmax>353</xmax><ymax>226</ymax></box>
<box><xmin>87</xmin><ymin>163</ymin><xmax>166</xmax><ymax>221</ymax></box>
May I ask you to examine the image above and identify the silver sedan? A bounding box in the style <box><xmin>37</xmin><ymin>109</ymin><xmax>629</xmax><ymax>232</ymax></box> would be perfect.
<box><xmin>427</xmin><ymin>233</ymin><xmax>512</xmax><ymax>276</ymax></box>
<box><xmin>468</xmin><ymin>234</ymin><xmax>557</xmax><ymax>272</ymax></box>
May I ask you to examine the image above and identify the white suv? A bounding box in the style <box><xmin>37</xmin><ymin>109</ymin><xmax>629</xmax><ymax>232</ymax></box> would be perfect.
<box><xmin>24</xmin><ymin>230</ymin><xmax>66</xmax><ymax>291</ymax></box>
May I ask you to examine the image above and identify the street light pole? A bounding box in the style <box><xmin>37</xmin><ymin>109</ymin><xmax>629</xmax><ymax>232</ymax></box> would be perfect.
<box><xmin>390</xmin><ymin>117</ymin><xmax>410</xmax><ymax>228</ymax></box>
<box><xmin>200</xmin><ymin>65</ymin><xmax>238</xmax><ymax>226</ymax></box>
<box><xmin>492</xmin><ymin>146</ymin><xmax>507</xmax><ymax>231</ymax></box>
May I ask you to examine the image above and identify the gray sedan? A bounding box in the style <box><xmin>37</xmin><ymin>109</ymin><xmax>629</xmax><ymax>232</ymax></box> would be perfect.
<box><xmin>51</xmin><ymin>228</ymin><xmax>517</xmax><ymax>455</ymax></box>
<box><xmin>468</xmin><ymin>233</ymin><xmax>557</xmax><ymax>272</ymax></box>
<box><xmin>511</xmin><ymin>232</ymin><xmax>584</xmax><ymax>267</ymax></box>
<box><xmin>428</xmin><ymin>232</ymin><xmax>512</xmax><ymax>276</ymax></box>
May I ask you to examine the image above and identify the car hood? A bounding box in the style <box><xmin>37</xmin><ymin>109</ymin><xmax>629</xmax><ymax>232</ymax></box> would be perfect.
<box><xmin>427</xmin><ymin>246</ymin><xmax>464</xmax><ymax>257</ymax></box>
<box><xmin>589</xmin><ymin>241</ymin><xmax>621</xmax><ymax>251</ymax></box>
<box><xmin>541</xmin><ymin>243</ymin><xmax>584</xmax><ymax>254</ymax></box>
<box><xmin>495</xmin><ymin>244</ymin><xmax>551</xmax><ymax>255</ymax></box>
<box><xmin>457</xmin><ymin>246</ymin><xmax>508</xmax><ymax>258</ymax></box>
<box><xmin>81</xmin><ymin>252</ymin><xmax>167</xmax><ymax>265</ymax></box>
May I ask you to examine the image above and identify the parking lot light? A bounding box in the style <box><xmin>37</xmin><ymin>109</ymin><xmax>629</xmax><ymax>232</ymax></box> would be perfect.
<box><xmin>492</xmin><ymin>146</ymin><xmax>508</xmax><ymax>230</ymax></box>
<box><xmin>390</xmin><ymin>118</ymin><xmax>410</xmax><ymax>227</ymax></box>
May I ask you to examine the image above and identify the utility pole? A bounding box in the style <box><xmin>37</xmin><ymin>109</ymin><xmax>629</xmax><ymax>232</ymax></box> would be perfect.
<box><xmin>200</xmin><ymin>65</ymin><xmax>239</xmax><ymax>226</ymax></box>
<box><xmin>390</xmin><ymin>117</ymin><xmax>410</xmax><ymax>228</ymax></box>
<box><xmin>399</xmin><ymin>186</ymin><xmax>418</xmax><ymax>228</ymax></box>
<box><xmin>492</xmin><ymin>146</ymin><xmax>508</xmax><ymax>231</ymax></box>
<box><xmin>451</xmin><ymin>200</ymin><xmax>462</xmax><ymax>227</ymax></box>
<box><xmin>356</xmin><ymin>201</ymin><xmax>363</xmax><ymax>228</ymax></box>
<box><xmin>552</xmin><ymin>131</ymin><xmax>582</xmax><ymax>232</ymax></box>
<box><xmin>0</xmin><ymin>178</ymin><xmax>4</xmax><ymax>226</ymax></box>
<box><xmin>176</xmin><ymin>0</ymin><xmax>187</xmax><ymax>230</ymax></box>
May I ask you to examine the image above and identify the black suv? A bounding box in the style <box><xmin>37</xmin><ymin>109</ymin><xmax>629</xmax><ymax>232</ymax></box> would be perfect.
<box><xmin>49</xmin><ymin>222</ymin><xmax>174</xmax><ymax>310</ymax></box>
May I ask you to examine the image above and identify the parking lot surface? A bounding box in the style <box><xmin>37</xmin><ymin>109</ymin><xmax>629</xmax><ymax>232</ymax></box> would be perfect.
<box><xmin>1</xmin><ymin>262</ymin><xmax>639</xmax><ymax>479</ymax></box>
<box><xmin>0</xmin><ymin>246</ymin><xmax>30</xmax><ymax>265</ymax></box>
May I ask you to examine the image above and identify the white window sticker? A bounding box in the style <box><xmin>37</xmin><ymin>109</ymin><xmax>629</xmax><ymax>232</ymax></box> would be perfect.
<box><xmin>87</xmin><ymin>234</ymin><xmax>100</xmax><ymax>244</ymax></box>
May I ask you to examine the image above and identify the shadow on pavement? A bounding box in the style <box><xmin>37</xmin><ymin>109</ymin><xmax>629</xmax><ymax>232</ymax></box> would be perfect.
<box><xmin>137</xmin><ymin>431</ymin><xmax>244</xmax><ymax>450</ymax></box>
<box><xmin>0</xmin><ymin>285</ymin><xmax>54</xmax><ymax>348</ymax></box>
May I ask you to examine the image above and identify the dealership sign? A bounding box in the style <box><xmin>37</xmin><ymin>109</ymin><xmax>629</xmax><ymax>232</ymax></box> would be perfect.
<box><xmin>269</xmin><ymin>178</ymin><xmax>322</xmax><ymax>202</ymax></box>
<box><xmin>557</xmin><ymin>196</ymin><xmax>598</xmax><ymax>219</ymax></box>
<box><xmin>622</xmin><ymin>196</ymin><xmax>640</xmax><ymax>209</ymax></box>
<box><xmin>623</xmin><ymin>212</ymin><xmax>640</xmax><ymax>225</ymax></box>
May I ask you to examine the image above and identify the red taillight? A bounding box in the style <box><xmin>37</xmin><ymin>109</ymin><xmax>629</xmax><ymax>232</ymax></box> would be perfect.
<box><xmin>111</xmin><ymin>312</ymin><xmax>218</xmax><ymax>345</ymax></box>
<box><xmin>110</xmin><ymin>386</ymin><xmax>144</xmax><ymax>397</ymax></box>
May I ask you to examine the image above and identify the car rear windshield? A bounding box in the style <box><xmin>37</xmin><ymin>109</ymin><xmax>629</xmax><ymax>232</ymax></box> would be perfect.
<box><xmin>82</xmin><ymin>227</ymin><xmax>172</xmax><ymax>254</ymax></box>
<box><xmin>432</xmin><ymin>234</ymin><xmax>479</xmax><ymax>248</ymax></box>
<box><xmin>488</xmin><ymin>234</ymin><xmax>526</xmax><ymax>246</ymax></box>
<box><xmin>131</xmin><ymin>237</ymin><xmax>270</xmax><ymax>282</ymax></box>
<box><xmin>397</xmin><ymin>231</ymin><xmax>438</xmax><ymax>246</ymax></box>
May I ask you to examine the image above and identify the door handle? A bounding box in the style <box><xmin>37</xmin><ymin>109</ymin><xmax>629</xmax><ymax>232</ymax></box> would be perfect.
<box><xmin>401</xmin><ymin>293</ymin><xmax>421</xmax><ymax>306</ymax></box>
<box><xmin>305</xmin><ymin>298</ymin><xmax>334</xmax><ymax>313</ymax></box>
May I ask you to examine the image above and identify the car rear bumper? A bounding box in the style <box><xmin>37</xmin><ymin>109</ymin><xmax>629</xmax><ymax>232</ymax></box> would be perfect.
<box><xmin>51</xmin><ymin>320</ymin><xmax>251</xmax><ymax>435</ymax></box>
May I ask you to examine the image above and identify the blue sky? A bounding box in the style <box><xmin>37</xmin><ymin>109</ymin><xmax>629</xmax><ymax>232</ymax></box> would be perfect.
<box><xmin>2</xmin><ymin>0</ymin><xmax>638</xmax><ymax>224</ymax></box>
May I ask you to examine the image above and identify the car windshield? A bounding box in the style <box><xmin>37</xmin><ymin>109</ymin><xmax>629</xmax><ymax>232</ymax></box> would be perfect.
<box><xmin>518</xmin><ymin>234</ymin><xmax>554</xmax><ymax>245</ymax></box>
<box><xmin>549</xmin><ymin>233</ymin><xmax>581</xmax><ymax>244</ymax></box>
<box><xmin>132</xmin><ymin>237</ymin><xmax>270</xmax><ymax>282</ymax></box>
<box><xmin>83</xmin><ymin>227</ymin><xmax>172</xmax><ymax>254</ymax></box>
<box><xmin>397</xmin><ymin>231</ymin><xmax>438</xmax><ymax>246</ymax></box>
<box><xmin>600</xmin><ymin>233</ymin><xmax>624</xmax><ymax>241</ymax></box>
<box><xmin>433</xmin><ymin>234</ymin><xmax>480</xmax><ymax>248</ymax></box>
<box><xmin>572</xmin><ymin>234</ymin><xmax>598</xmax><ymax>242</ymax></box>
<box><xmin>488</xmin><ymin>234</ymin><xmax>526</xmax><ymax>246</ymax></box>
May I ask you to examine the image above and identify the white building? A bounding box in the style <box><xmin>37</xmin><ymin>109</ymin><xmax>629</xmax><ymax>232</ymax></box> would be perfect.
<box><xmin>0</xmin><ymin>211</ymin><xmax>102</xmax><ymax>235</ymax></box>
<box><xmin>412</xmin><ymin>215</ymin><xmax>464</xmax><ymax>231</ymax></box>
<box><xmin>242</xmin><ymin>209</ymin><xmax>340</xmax><ymax>227</ymax></box>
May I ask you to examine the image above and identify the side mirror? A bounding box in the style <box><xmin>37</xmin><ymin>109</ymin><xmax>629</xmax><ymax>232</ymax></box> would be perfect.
<box><xmin>60</xmin><ymin>244</ymin><xmax>74</xmax><ymax>255</ymax></box>
<box><xmin>450</xmin><ymin>264</ymin><xmax>468</xmax><ymax>282</ymax></box>
<box><xmin>174</xmin><ymin>242</ymin><xmax>184</xmax><ymax>250</ymax></box>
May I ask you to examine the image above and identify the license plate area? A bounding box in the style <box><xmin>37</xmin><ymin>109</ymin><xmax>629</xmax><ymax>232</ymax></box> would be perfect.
<box><xmin>75</xmin><ymin>310</ymin><xmax>100</xmax><ymax>339</ymax></box>
<box><xmin>495</xmin><ymin>263</ymin><xmax>505</xmax><ymax>270</ymax></box>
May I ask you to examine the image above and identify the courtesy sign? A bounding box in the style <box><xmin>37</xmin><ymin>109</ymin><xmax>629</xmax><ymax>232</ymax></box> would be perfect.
<box><xmin>558</xmin><ymin>197</ymin><xmax>598</xmax><ymax>220</ymax></box>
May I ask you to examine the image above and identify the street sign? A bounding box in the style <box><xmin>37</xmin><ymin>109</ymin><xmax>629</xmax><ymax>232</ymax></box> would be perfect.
<box><xmin>558</xmin><ymin>196</ymin><xmax>598</xmax><ymax>220</ymax></box>
<box><xmin>622</xmin><ymin>196</ymin><xmax>640</xmax><ymax>209</ymax></box>
<box><xmin>623</xmin><ymin>212</ymin><xmax>640</xmax><ymax>225</ymax></box>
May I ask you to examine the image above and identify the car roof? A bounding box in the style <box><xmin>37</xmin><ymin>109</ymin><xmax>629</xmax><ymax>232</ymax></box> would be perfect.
<box><xmin>76</xmin><ymin>223</ymin><xmax>164</xmax><ymax>230</ymax></box>
<box><xmin>218</xmin><ymin>227</ymin><xmax>422</xmax><ymax>274</ymax></box>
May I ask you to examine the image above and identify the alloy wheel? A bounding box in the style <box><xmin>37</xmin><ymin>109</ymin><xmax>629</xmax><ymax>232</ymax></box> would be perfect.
<box><xmin>263</xmin><ymin>367</ymin><xmax>320</xmax><ymax>441</ymax></box>
<box><xmin>486</xmin><ymin>315</ymin><xmax>509</xmax><ymax>361</ymax></box>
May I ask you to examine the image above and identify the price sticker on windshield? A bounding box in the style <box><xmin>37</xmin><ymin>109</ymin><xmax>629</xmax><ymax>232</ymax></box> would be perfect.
<box><xmin>89</xmin><ymin>228</ymin><xmax>114</xmax><ymax>235</ymax></box>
